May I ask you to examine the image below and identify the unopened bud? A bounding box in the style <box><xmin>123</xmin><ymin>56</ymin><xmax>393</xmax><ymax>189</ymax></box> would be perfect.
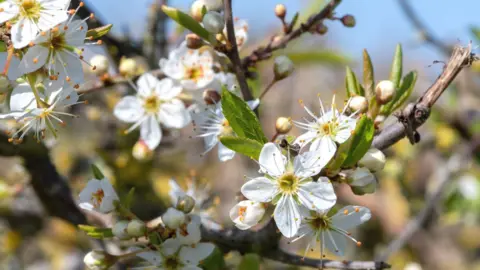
<box><xmin>176</xmin><ymin>194</ymin><xmax>196</xmax><ymax>213</ymax></box>
<box><xmin>315</xmin><ymin>23</ymin><xmax>328</xmax><ymax>35</ymax></box>
<box><xmin>275</xmin><ymin>117</ymin><xmax>292</xmax><ymax>134</ymax></box>
<box><xmin>348</xmin><ymin>96</ymin><xmax>368</xmax><ymax>113</ymax></box>
<box><xmin>90</xmin><ymin>55</ymin><xmax>109</xmax><ymax>75</ymax></box>
<box><xmin>112</xmin><ymin>220</ymin><xmax>131</xmax><ymax>240</ymax></box>
<box><xmin>162</xmin><ymin>207</ymin><xmax>186</xmax><ymax>229</ymax></box>
<box><xmin>348</xmin><ymin>167</ymin><xmax>376</xmax><ymax>195</ymax></box>
<box><xmin>186</xmin><ymin>34</ymin><xmax>204</xmax><ymax>49</ymax></box>
<box><xmin>273</xmin><ymin>55</ymin><xmax>294</xmax><ymax>80</ymax></box>
<box><xmin>341</xmin><ymin>15</ymin><xmax>356</xmax><ymax>27</ymax></box>
<box><xmin>358</xmin><ymin>148</ymin><xmax>386</xmax><ymax>172</ymax></box>
<box><xmin>83</xmin><ymin>250</ymin><xmax>117</xmax><ymax>270</ymax></box>
<box><xmin>375</xmin><ymin>80</ymin><xmax>396</xmax><ymax>104</ymax></box>
<box><xmin>0</xmin><ymin>75</ymin><xmax>10</xmax><ymax>91</ymax></box>
<box><xmin>202</xmin><ymin>11</ymin><xmax>225</xmax><ymax>34</ymax></box>
<box><xmin>119</xmin><ymin>58</ymin><xmax>137</xmax><ymax>77</ymax></box>
<box><xmin>275</xmin><ymin>4</ymin><xmax>286</xmax><ymax>19</ymax></box>
<box><xmin>191</xmin><ymin>0</ymin><xmax>206</xmax><ymax>22</ymax></box>
<box><xmin>374</xmin><ymin>115</ymin><xmax>386</xmax><ymax>126</ymax></box>
<box><xmin>204</xmin><ymin>0</ymin><xmax>223</xmax><ymax>11</ymax></box>
<box><xmin>203</xmin><ymin>89</ymin><xmax>221</xmax><ymax>105</ymax></box>
<box><xmin>127</xmin><ymin>220</ymin><xmax>146</xmax><ymax>237</ymax></box>
<box><xmin>132</xmin><ymin>140</ymin><xmax>154</xmax><ymax>161</ymax></box>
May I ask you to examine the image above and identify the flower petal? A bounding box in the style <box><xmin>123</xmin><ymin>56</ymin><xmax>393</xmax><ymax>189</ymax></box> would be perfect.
<box><xmin>331</xmin><ymin>206</ymin><xmax>371</xmax><ymax>231</ymax></box>
<box><xmin>324</xmin><ymin>230</ymin><xmax>347</xmax><ymax>256</ymax></box>
<box><xmin>136</xmin><ymin>251</ymin><xmax>163</xmax><ymax>266</ymax></box>
<box><xmin>113</xmin><ymin>96</ymin><xmax>145</xmax><ymax>123</ymax></box>
<box><xmin>160</xmin><ymin>238</ymin><xmax>182</xmax><ymax>257</ymax></box>
<box><xmin>11</xmin><ymin>19</ymin><xmax>38</xmax><ymax>49</ymax></box>
<box><xmin>9</xmin><ymin>84</ymin><xmax>37</xmax><ymax>112</ymax></box>
<box><xmin>218</xmin><ymin>143</ymin><xmax>235</xmax><ymax>162</ymax></box>
<box><xmin>0</xmin><ymin>2</ymin><xmax>18</xmax><ymax>24</ymax></box>
<box><xmin>168</xmin><ymin>179</ymin><xmax>186</xmax><ymax>206</ymax></box>
<box><xmin>241</xmin><ymin>177</ymin><xmax>277</xmax><ymax>203</ymax></box>
<box><xmin>297</xmin><ymin>180</ymin><xmax>336</xmax><ymax>211</ymax></box>
<box><xmin>310</xmin><ymin>136</ymin><xmax>337</xmax><ymax>158</ymax></box>
<box><xmin>140</xmin><ymin>116</ymin><xmax>162</xmax><ymax>150</ymax></box>
<box><xmin>57</xmin><ymin>51</ymin><xmax>84</xmax><ymax>84</ymax></box>
<box><xmin>137</xmin><ymin>73</ymin><xmax>160</xmax><ymax>97</ymax></box>
<box><xmin>294</xmin><ymin>149</ymin><xmax>335</xmax><ymax>178</ymax></box>
<box><xmin>155</xmin><ymin>78</ymin><xmax>182</xmax><ymax>100</ymax></box>
<box><xmin>179</xmin><ymin>243</ymin><xmax>215</xmax><ymax>266</ymax></box>
<box><xmin>293</xmin><ymin>131</ymin><xmax>316</xmax><ymax>149</ymax></box>
<box><xmin>273</xmin><ymin>195</ymin><xmax>301</xmax><ymax>237</ymax></box>
<box><xmin>259</xmin><ymin>142</ymin><xmax>285</xmax><ymax>176</ymax></box>
<box><xmin>18</xmin><ymin>45</ymin><xmax>49</xmax><ymax>74</ymax></box>
<box><xmin>158</xmin><ymin>99</ymin><xmax>191</xmax><ymax>129</ymax></box>
<box><xmin>64</xmin><ymin>20</ymin><xmax>88</xmax><ymax>46</ymax></box>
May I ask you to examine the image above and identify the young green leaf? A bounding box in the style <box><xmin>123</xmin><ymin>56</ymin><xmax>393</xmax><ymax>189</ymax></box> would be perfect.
<box><xmin>238</xmin><ymin>253</ymin><xmax>261</xmax><ymax>270</ymax></box>
<box><xmin>124</xmin><ymin>187</ymin><xmax>135</xmax><ymax>210</ymax></box>
<box><xmin>221</xmin><ymin>88</ymin><xmax>267</xmax><ymax>143</ymax></box>
<box><xmin>341</xmin><ymin>115</ymin><xmax>375</xmax><ymax>168</ymax></box>
<box><xmin>287</xmin><ymin>51</ymin><xmax>350</xmax><ymax>66</ymax></box>
<box><xmin>389</xmin><ymin>44</ymin><xmax>403</xmax><ymax>88</ymax></box>
<box><xmin>85</xmin><ymin>24</ymin><xmax>113</xmax><ymax>40</ymax></box>
<box><xmin>162</xmin><ymin>6</ymin><xmax>210</xmax><ymax>40</ymax></box>
<box><xmin>290</xmin><ymin>12</ymin><xmax>300</xmax><ymax>29</ymax></box>
<box><xmin>201</xmin><ymin>246</ymin><xmax>226</xmax><ymax>270</ymax></box>
<box><xmin>362</xmin><ymin>49</ymin><xmax>375</xmax><ymax>101</ymax></box>
<box><xmin>91</xmin><ymin>164</ymin><xmax>105</xmax><ymax>180</ymax></box>
<box><xmin>345</xmin><ymin>66</ymin><xmax>363</xmax><ymax>97</ymax></box>
<box><xmin>78</xmin><ymin>225</ymin><xmax>114</xmax><ymax>238</ymax></box>
<box><xmin>219</xmin><ymin>136</ymin><xmax>263</xmax><ymax>160</ymax></box>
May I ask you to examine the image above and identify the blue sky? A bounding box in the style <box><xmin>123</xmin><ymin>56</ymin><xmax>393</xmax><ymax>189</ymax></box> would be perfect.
<box><xmin>90</xmin><ymin>0</ymin><xmax>480</xmax><ymax>64</ymax></box>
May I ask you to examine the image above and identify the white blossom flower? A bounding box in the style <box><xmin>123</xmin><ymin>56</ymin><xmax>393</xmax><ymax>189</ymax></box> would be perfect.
<box><xmin>78</xmin><ymin>178</ymin><xmax>119</xmax><ymax>213</ymax></box>
<box><xmin>113</xmin><ymin>74</ymin><xmax>191</xmax><ymax>150</ymax></box>
<box><xmin>294</xmin><ymin>95</ymin><xmax>357</xmax><ymax>158</ymax></box>
<box><xmin>0</xmin><ymin>0</ymin><xmax>69</xmax><ymax>48</ymax></box>
<box><xmin>220</xmin><ymin>18</ymin><xmax>248</xmax><ymax>50</ymax></box>
<box><xmin>162</xmin><ymin>207</ymin><xmax>186</xmax><ymax>230</ymax></box>
<box><xmin>160</xmin><ymin>43</ymin><xmax>215</xmax><ymax>91</ymax></box>
<box><xmin>175</xmin><ymin>214</ymin><xmax>202</xmax><ymax>245</ymax></box>
<box><xmin>17</xmin><ymin>18</ymin><xmax>92</xmax><ymax>85</ymax></box>
<box><xmin>133</xmin><ymin>239</ymin><xmax>215</xmax><ymax>270</ymax></box>
<box><xmin>192</xmin><ymin>99</ymin><xmax>259</xmax><ymax>162</ymax></box>
<box><xmin>0</xmin><ymin>79</ymin><xmax>81</xmax><ymax>142</ymax></box>
<box><xmin>229</xmin><ymin>200</ymin><xmax>266</xmax><ymax>230</ymax></box>
<box><xmin>240</xmin><ymin>143</ymin><xmax>337</xmax><ymax>237</ymax></box>
<box><xmin>291</xmin><ymin>205</ymin><xmax>371</xmax><ymax>258</ymax></box>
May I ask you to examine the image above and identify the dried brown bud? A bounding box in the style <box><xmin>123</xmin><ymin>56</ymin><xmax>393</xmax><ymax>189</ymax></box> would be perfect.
<box><xmin>341</xmin><ymin>15</ymin><xmax>356</xmax><ymax>27</ymax></box>
<box><xmin>186</xmin><ymin>34</ymin><xmax>204</xmax><ymax>49</ymax></box>
<box><xmin>275</xmin><ymin>4</ymin><xmax>286</xmax><ymax>19</ymax></box>
<box><xmin>315</xmin><ymin>23</ymin><xmax>328</xmax><ymax>35</ymax></box>
<box><xmin>203</xmin><ymin>89</ymin><xmax>221</xmax><ymax>105</ymax></box>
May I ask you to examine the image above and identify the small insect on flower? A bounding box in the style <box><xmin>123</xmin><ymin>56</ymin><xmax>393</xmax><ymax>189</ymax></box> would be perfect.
<box><xmin>240</xmin><ymin>143</ymin><xmax>337</xmax><ymax>237</ymax></box>
<box><xmin>0</xmin><ymin>0</ymin><xmax>70</xmax><ymax>49</ymax></box>
<box><xmin>78</xmin><ymin>178</ymin><xmax>119</xmax><ymax>214</ymax></box>
<box><xmin>291</xmin><ymin>206</ymin><xmax>371</xmax><ymax>259</ymax></box>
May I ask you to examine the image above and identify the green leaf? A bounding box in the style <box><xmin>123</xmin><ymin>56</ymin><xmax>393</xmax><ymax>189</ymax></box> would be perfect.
<box><xmin>287</xmin><ymin>51</ymin><xmax>350</xmax><ymax>66</ymax></box>
<box><xmin>91</xmin><ymin>164</ymin><xmax>105</xmax><ymax>180</ymax></box>
<box><xmin>290</xmin><ymin>12</ymin><xmax>300</xmax><ymax>29</ymax></box>
<box><xmin>342</xmin><ymin>116</ymin><xmax>375</xmax><ymax>167</ymax></box>
<box><xmin>221</xmin><ymin>88</ymin><xmax>267</xmax><ymax>143</ymax></box>
<box><xmin>362</xmin><ymin>49</ymin><xmax>375</xmax><ymax>101</ymax></box>
<box><xmin>78</xmin><ymin>225</ymin><xmax>113</xmax><ymax>239</ymax></box>
<box><xmin>124</xmin><ymin>187</ymin><xmax>135</xmax><ymax>210</ymax></box>
<box><xmin>381</xmin><ymin>71</ymin><xmax>417</xmax><ymax>114</ymax></box>
<box><xmin>219</xmin><ymin>136</ymin><xmax>263</xmax><ymax>160</ymax></box>
<box><xmin>85</xmin><ymin>24</ymin><xmax>113</xmax><ymax>40</ymax></box>
<box><xmin>345</xmin><ymin>66</ymin><xmax>363</xmax><ymax>97</ymax></box>
<box><xmin>201</xmin><ymin>247</ymin><xmax>225</xmax><ymax>270</ymax></box>
<box><xmin>162</xmin><ymin>6</ymin><xmax>210</xmax><ymax>40</ymax></box>
<box><xmin>201</xmin><ymin>5</ymin><xmax>208</xmax><ymax>17</ymax></box>
<box><xmin>238</xmin><ymin>253</ymin><xmax>261</xmax><ymax>270</ymax></box>
<box><xmin>389</xmin><ymin>44</ymin><xmax>403</xmax><ymax>88</ymax></box>
<box><xmin>471</xmin><ymin>26</ymin><xmax>480</xmax><ymax>42</ymax></box>
<box><xmin>0</xmin><ymin>41</ymin><xmax>6</xmax><ymax>52</ymax></box>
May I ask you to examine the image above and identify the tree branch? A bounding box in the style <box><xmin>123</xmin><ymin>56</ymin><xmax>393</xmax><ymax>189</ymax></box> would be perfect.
<box><xmin>372</xmin><ymin>44</ymin><xmax>475</xmax><ymax>150</ymax></box>
<box><xmin>143</xmin><ymin>0</ymin><xmax>169</xmax><ymax>68</ymax></box>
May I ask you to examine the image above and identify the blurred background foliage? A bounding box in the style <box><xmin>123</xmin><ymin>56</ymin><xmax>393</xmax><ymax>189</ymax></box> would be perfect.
<box><xmin>0</xmin><ymin>0</ymin><xmax>480</xmax><ymax>270</ymax></box>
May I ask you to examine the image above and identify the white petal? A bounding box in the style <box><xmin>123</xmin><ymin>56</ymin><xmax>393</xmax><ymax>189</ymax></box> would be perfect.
<box><xmin>334</xmin><ymin>118</ymin><xmax>356</xmax><ymax>144</ymax></box>
<box><xmin>38</xmin><ymin>9</ymin><xmax>68</xmax><ymax>30</ymax></box>
<box><xmin>273</xmin><ymin>195</ymin><xmax>301</xmax><ymax>237</ymax></box>
<box><xmin>246</xmin><ymin>99</ymin><xmax>260</xmax><ymax>110</ymax></box>
<box><xmin>310</xmin><ymin>136</ymin><xmax>337</xmax><ymax>158</ymax></box>
<box><xmin>241</xmin><ymin>177</ymin><xmax>277</xmax><ymax>203</ymax></box>
<box><xmin>64</xmin><ymin>20</ymin><xmax>88</xmax><ymax>46</ymax></box>
<box><xmin>155</xmin><ymin>78</ymin><xmax>182</xmax><ymax>100</ymax></box>
<box><xmin>331</xmin><ymin>206</ymin><xmax>371</xmax><ymax>231</ymax></box>
<box><xmin>324</xmin><ymin>230</ymin><xmax>347</xmax><ymax>256</ymax></box>
<box><xmin>0</xmin><ymin>2</ymin><xmax>18</xmax><ymax>24</ymax></box>
<box><xmin>18</xmin><ymin>45</ymin><xmax>49</xmax><ymax>74</ymax></box>
<box><xmin>160</xmin><ymin>238</ymin><xmax>182</xmax><ymax>257</ymax></box>
<box><xmin>218</xmin><ymin>143</ymin><xmax>235</xmax><ymax>162</ymax></box>
<box><xmin>140</xmin><ymin>116</ymin><xmax>162</xmax><ymax>150</ymax></box>
<box><xmin>168</xmin><ymin>179</ymin><xmax>186</xmax><ymax>206</ymax></box>
<box><xmin>177</xmin><ymin>219</ymin><xmax>201</xmax><ymax>245</ymax></box>
<box><xmin>2</xmin><ymin>52</ymin><xmax>22</xmax><ymax>80</ymax></box>
<box><xmin>158</xmin><ymin>99</ymin><xmax>191</xmax><ymax>129</ymax></box>
<box><xmin>11</xmin><ymin>19</ymin><xmax>38</xmax><ymax>49</ymax></box>
<box><xmin>259</xmin><ymin>143</ymin><xmax>285</xmax><ymax>176</ymax></box>
<box><xmin>57</xmin><ymin>51</ymin><xmax>84</xmax><ymax>84</ymax></box>
<box><xmin>113</xmin><ymin>96</ymin><xmax>145</xmax><ymax>123</ymax></box>
<box><xmin>9</xmin><ymin>84</ymin><xmax>36</xmax><ymax>112</ymax></box>
<box><xmin>137</xmin><ymin>73</ymin><xmax>160</xmax><ymax>97</ymax></box>
<box><xmin>136</xmin><ymin>251</ymin><xmax>163</xmax><ymax>266</ymax></box>
<box><xmin>294</xmin><ymin>149</ymin><xmax>335</xmax><ymax>178</ymax></box>
<box><xmin>179</xmin><ymin>243</ymin><xmax>215</xmax><ymax>266</ymax></box>
<box><xmin>78</xmin><ymin>179</ymin><xmax>102</xmax><ymax>207</ymax></box>
<box><xmin>297</xmin><ymin>180</ymin><xmax>336</xmax><ymax>211</ymax></box>
<box><xmin>159</xmin><ymin>58</ymin><xmax>185</xmax><ymax>80</ymax></box>
<box><xmin>293</xmin><ymin>131</ymin><xmax>317</xmax><ymax>149</ymax></box>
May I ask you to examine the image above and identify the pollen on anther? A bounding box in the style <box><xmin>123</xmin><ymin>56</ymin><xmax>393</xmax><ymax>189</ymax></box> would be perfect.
<box><xmin>79</xmin><ymin>2</ymin><xmax>85</xmax><ymax>7</ymax></box>
<box><xmin>355</xmin><ymin>207</ymin><xmax>359</xmax><ymax>212</ymax></box>
<box><xmin>33</xmin><ymin>58</ymin><xmax>38</xmax><ymax>64</ymax></box>
<box><xmin>96</xmin><ymin>40</ymin><xmax>103</xmax><ymax>45</ymax></box>
<box><xmin>0</xmin><ymin>8</ymin><xmax>4</xmax><ymax>12</ymax></box>
<box><xmin>90</xmin><ymin>13</ymin><xmax>95</xmax><ymax>19</ymax></box>
<box><xmin>40</xmin><ymin>31</ymin><xmax>46</xmax><ymax>36</ymax></box>
<box><xmin>344</xmin><ymin>209</ymin><xmax>349</xmax><ymax>215</ymax></box>
<box><xmin>92</xmin><ymin>65</ymin><xmax>97</xmax><ymax>70</ymax></box>
<box><xmin>68</xmin><ymin>9</ymin><xmax>75</xmax><ymax>15</ymax></box>
<box><xmin>28</xmin><ymin>41</ymin><xmax>34</xmax><ymax>47</ymax></box>
<box><xmin>356</xmin><ymin>241</ymin><xmax>362</xmax><ymax>247</ymax></box>
<box><xmin>52</xmin><ymin>27</ymin><xmax>59</xmax><ymax>32</ymax></box>
<box><xmin>64</xmin><ymin>26</ymin><xmax>68</xmax><ymax>31</ymax></box>
<box><xmin>66</xmin><ymin>76</ymin><xmax>71</xmax><ymax>82</ymax></box>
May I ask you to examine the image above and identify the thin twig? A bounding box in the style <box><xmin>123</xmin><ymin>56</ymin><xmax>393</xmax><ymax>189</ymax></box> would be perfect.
<box><xmin>143</xmin><ymin>0</ymin><xmax>168</xmax><ymax>68</ymax></box>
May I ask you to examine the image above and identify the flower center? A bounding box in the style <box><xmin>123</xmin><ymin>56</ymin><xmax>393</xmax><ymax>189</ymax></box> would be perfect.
<box><xmin>20</xmin><ymin>0</ymin><xmax>41</xmax><ymax>20</ymax></box>
<box><xmin>165</xmin><ymin>257</ymin><xmax>180</xmax><ymax>269</ymax></box>
<box><xmin>238</xmin><ymin>206</ymin><xmax>247</xmax><ymax>221</ymax></box>
<box><xmin>219</xmin><ymin>119</ymin><xmax>234</xmax><ymax>137</ymax></box>
<box><xmin>144</xmin><ymin>95</ymin><xmax>161</xmax><ymax>113</ymax></box>
<box><xmin>186</xmin><ymin>66</ymin><xmax>204</xmax><ymax>82</ymax></box>
<box><xmin>318</xmin><ymin>121</ymin><xmax>338</xmax><ymax>136</ymax></box>
<box><xmin>91</xmin><ymin>188</ymin><xmax>105</xmax><ymax>208</ymax></box>
<box><xmin>50</xmin><ymin>34</ymin><xmax>67</xmax><ymax>50</ymax></box>
<box><xmin>278</xmin><ymin>173</ymin><xmax>299</xmax><ymax>194</ymax></box>
<box><xmin>308</xmin><ymin>215</ymin><xmax>330</xmax><ymax>230</ymax></box>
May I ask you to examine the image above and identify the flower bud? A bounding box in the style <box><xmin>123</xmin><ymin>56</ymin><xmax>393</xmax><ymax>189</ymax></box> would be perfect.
<box><xmin>203</xmin><ymin>89</ymin><xmax>221</xmax><ymax>105</ymax></box>
<box><xmin>0</xmin><ymin>75</ymin><xmax>10</xmax><ymax>92</ymax></box>
<box><xmin>341</xmin><ymin>15</ymin><xmax>356</xmax><ymax>27</ymax></box>
<box><xmin>203</xmin><ymin>11</ymin><xmax>225</xmax><ymax>34</ymax></box>
<box><xmin>348</xmin><ymin>96</ymin><xmax>368</xmax><ymax>113</ymax></box>
<box><xmin>358</xmin><ymin>148</ymin><xmax>386</xmax><ymax>172</ymax></box>
<box><xmin>84</xmin><ymin>250</ymin><xmax>117</xmax><ymax>270</ymax></box>
<box><xmin>204</xmin><ymin>0</ymin><xmax>223</xmax><ymax>11</ymax></box>
<box><xmin>186</xmin><ymin>33</ymin><xmax>204</xmax><ymax>49</ymax></box>
<box><xmin>176</xmin><ymin>194</ymin><xmax>196</xmax><ymax>213</ymax></box>
<box><xmin>112</xmin><ymin>220</ymin><xmax>131</xmax><ymax>240</ymax></box>
<box><xmin>162</xmin><ymin>207</ymin><xmax>186</xmax><ymax>229</ymax></box>
<box><xmin>127</xmin><ymin>220</ymin><xmax>146</xmax><ymax>237</ymax></box>
<box><xmin>347</xmin><ymin>167</ymin><xmax>376</xmax><ymax>195</ymax></box>
<box><xmin>275</xmin><ymin>117</ymin><xmax>292</xmax><ymax>134</ymax></box>
<box><xmin>90</xmin><ymin>55</ymin><xmax>109</xmax><ymax>75</ymax></box>
<box><xmin>191</xmin><ymin>0</ymin><xmax>206</xmax><ymax>21</ymax></box>
<box><xmin>375</xmin><ymin>80</ymin><xmax>396</xmax><ymax>104</ymax></box>
<box><xmin>119</xmin><ymin>58</ymin><xmax>137</xmax><ymax>77</ymax></box>
<box><xmin>132</xmin><ymin>140</ymin><xmax>154</xmax><ymax>161</ymax></box>
<box><xmin>274</xmin><ymin>4</ymin><xmax>286</xmax><ymax>19</ymax></box>
<box><xmin>315</xmin><ymin>23</ymin><xmax>328</xmax><ymax>35</ymax></box>
<box><xmin>273</xmin><ymin>55</ymin><xmax>294</xmax><ymax>80</ymax></box>
<box><xmin>229</xmin><ymin>200</ymin><xmax>265</xmax><ymax>230</ymax></box>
